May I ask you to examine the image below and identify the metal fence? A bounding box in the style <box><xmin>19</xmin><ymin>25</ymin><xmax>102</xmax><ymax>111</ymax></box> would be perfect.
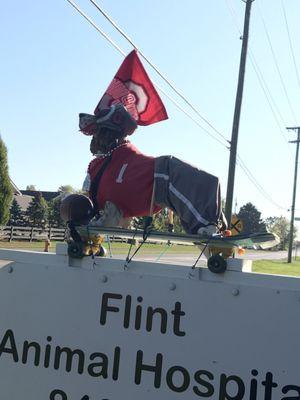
<box><xmin>0</xmin><ymin>226</ymin><xmax>67</xmax><ymax>242</ymax></box>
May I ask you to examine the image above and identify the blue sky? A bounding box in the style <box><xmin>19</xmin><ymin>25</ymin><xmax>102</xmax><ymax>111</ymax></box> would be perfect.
<box><xmin>1</xmin><ymin>0</ymin><xmax>300</xmax><ymax>220</ymax></box>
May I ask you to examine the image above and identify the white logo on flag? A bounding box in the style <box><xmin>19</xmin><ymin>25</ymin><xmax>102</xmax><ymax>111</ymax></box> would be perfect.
<box><xmin>98</xmin><ymin>78</ymin><xmax>148</xmax><ymax>121</ymax></box>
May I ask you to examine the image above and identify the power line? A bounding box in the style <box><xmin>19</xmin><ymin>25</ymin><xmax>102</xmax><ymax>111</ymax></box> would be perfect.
<box><xmin>66</xmin><ymin>0</ymin><xmax>126</xmax><ymax>56</ymax></box>
<box><xmin>237</xmin><ymin>155</ymin><xmax>287</xmax><ymax>210</ymax></box>
<box><xmin>249</xmin><ymin>53</ymin><xmax>293</xmax><ymax>155</ymax></box>
<box><xmin>87</xmin><ymin>0</ymin><xmax>290</xmax><ymax>212</ymax></box>
<box><xmin>155</xmin><ymin>92</ymin><xmax>229</xmax><ymax>149</ymax></box>
<box><xmin>250</xmin><ymin>52</ymin><xmax>286</xmax><ymax>128</ymax></box>
<box><xmin>281</xmin><ymin>0</ymin><xmax>300</xmax><ymax>93</ymax></box>
<box><xmin>223</xmin><ymin>0</ymin><xmax>290</xmax><ymax>213</ymax></box>
<box><xmin>224</xmin><ymin>0</ymin><xmax>293</xmax><ymax>160</ymax></box>
<box><xmin>66</xmin><ymin>0</ymin><xmax>288</xmax><ymax>212</ymax></box>
<box><xmin>65</xmin><ymin>0</ymin><xmax>229</xmax><ymax>149</ymax></box>
<box><xmin>258</xmin><ymin>2</ymin><xmax>298</xmax><ymax>125</ymax></box>
<box><xmin>88</xmin><ymin>0</ymin><xmax>230</xmax><ymax>145</ymax></box>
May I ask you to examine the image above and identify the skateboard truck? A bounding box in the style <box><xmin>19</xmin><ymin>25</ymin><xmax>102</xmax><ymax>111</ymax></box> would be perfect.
<box><xmin>67</xmin><ymin>222</ymin><xmax>106</xmax><ymax>259</ymax></box>
<box><xmin>205</xmin><ymin>230</ymin><xmax>233</xmax><ymax>274</ymax></box>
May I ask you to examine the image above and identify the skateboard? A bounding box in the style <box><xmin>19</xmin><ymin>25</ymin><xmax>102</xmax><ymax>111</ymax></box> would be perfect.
<box><xmin>67</xmin><ymin>225</ymin><xmax>279</xmax><ymax>273</ymax></box>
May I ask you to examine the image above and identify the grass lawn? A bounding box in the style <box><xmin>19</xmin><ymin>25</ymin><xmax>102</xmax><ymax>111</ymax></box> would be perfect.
<box><xmin>1</xmin><ymin>240</ymin><xmax>300</xmax><ymax>277</ymax></box>
<box><xmin>253</xmin><ymin>258</ymin><xmax>300</xmax><ymax>277</ymax></box>
<box><xmin>0</xmin><ymin>240</ymin><xmax>58</xmax><ymax>252</ymax></box>
<box><xmin>0</xmin><ymin>240</ymin><xmax>198</xmax><ymax>255</ymax></box>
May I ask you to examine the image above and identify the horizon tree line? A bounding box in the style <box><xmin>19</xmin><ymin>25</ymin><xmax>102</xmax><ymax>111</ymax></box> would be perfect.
<box><xmin>0</xmin><ymin>136</ymin><xmax>296</xmax><ymax>249</ymax></box>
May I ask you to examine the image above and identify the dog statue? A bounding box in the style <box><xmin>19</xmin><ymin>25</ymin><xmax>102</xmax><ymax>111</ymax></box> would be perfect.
<box><xmin>80</xmin><ymin>104</ymin><xmax>227</xmax><ymax>236</ymax></box>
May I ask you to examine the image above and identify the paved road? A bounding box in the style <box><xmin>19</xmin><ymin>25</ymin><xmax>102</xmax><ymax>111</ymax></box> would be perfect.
<box><xmin>104</xmin><ymin>249</ymin><xmax>289</xmax><ymax>266</ymax></box>
<box><xmin>118</xmin><ymin>247</ymin><xmax>291</xmax><ymax>265</ymax></box>
<box><xmin>0</xmin><ymin>250</ymin><xmax>289</xmax><ymax>268</ymax></box>
<box><xmin>238</xmin><ymin>250</ymin><xmax>288</xmax><ymax>260</ymax></box>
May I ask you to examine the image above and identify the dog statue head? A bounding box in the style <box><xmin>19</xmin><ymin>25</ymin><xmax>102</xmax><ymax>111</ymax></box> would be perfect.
<box><xmin>79</xmin><ymin>104</ymin><xmax>138</xmax><ymax>155</ymax></box>
<box><xmin>89</xmin><ymin>127</ymin><xmax>125</xmax><ymax>155</ymax></box>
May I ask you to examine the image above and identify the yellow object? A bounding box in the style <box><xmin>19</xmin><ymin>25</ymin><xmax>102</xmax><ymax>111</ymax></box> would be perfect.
<box><xmin>231</xmin><ymin>215</ymin><xmax>244</xmax><ymax>236</ymax></box>
<box><xmin>44</xmin><ymin>239</ymin><xmax>51</xmax><ymax>253</ymax></box>
<box><xmin>82</xmin><ymin>233</ymin><xmax>104</xmax><ymax>256</ymax></box>
<box><xmin>209</xmin><ymin>246</ymin><xmax>234</xmax><ymax>259</ymax></box>
<box><xmin>237</xmin><ymin>247</ymin><xmax>246</xmax><ymax>256</ymax></box>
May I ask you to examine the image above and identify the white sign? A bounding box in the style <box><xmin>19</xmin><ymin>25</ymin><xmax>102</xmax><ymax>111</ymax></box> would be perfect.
<box><xmin>0</xmin><ymin>248</ymin><xmax>299</xmax><ymax>400</ymax></box>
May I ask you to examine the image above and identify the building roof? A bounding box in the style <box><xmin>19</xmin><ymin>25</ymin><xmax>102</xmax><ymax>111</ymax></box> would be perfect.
<box><xmin>10</xmin><ymin>178</ymin><xmax>21</xmax><ymax>195</ymax></box>
<box><xmin>20</xmin><ymin>190</ymin><xmax>60</xmax><ymax>202</ymax></box>
<box><xmin>13</xmin><ymin>194</ymin><xmax>33</xmax><ymax>211</ymax></box>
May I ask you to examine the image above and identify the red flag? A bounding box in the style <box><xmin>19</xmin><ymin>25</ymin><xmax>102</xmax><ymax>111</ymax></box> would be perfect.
<box><xmin>94</xmin><ymin>50</ymin><xmax>168</xmax><ymax>126</ymax></box>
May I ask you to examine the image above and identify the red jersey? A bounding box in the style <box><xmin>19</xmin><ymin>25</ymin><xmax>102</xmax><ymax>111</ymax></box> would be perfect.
<box><xmin>88</xmin><ymin>142</ymin><xmax>161</xmax><ymax>218</ymax></box>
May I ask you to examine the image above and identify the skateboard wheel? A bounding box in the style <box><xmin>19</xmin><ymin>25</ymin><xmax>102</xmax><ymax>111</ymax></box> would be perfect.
<box><xmin>95</xmin><ymin>246</ymin><xmax>107</xmax><ymax>257</ymax></box>
<box><xmin>68</xmin><ymin>242</ymin><xmax>84</xmax><ymax>259</ymax></box>
<box><xmin>207</xmin><ymin>255</ymin><xmax>227</xmax><ymax>273</ymax></box>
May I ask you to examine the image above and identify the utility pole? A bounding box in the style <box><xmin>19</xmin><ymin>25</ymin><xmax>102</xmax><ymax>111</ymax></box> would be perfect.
<box><xmin>225</xmin><ymin>0</ymin><xmax>255</xmax><ymax>226</ymax></box>
<box><xmin>234</xmin><ymin>198</ymin><xmax>238</xmax><ymax>214</ymax></box>
<box><xmin>287</xmin><ymin>127</ymin><xmax>300</xmax><ymax>263</ymax></box>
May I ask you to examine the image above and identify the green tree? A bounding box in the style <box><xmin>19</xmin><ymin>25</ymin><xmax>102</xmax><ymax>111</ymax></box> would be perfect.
<box><xmin>237</xmin><ymin>202</ymin><xmax>266</xmax><ymax>234</ymax></box>
<box><xmin>265</xmin><ymin>216</ymin><xmax>296</xmax><ymax>250</ymax></box>
<box><xmin>58</xmin><ymin>185</ymin><xmax>76</xmax><ymax>194</ymax></box>
<box><xmin>132</xmin><ymin>209</ymin><xmax>184</xmax><ymax>233</ymax></box>
<box><xmin>156</xmin><ymin>210</ymin><xmax>184</xmax><ymax>233</ymax></box>
<box><xmin>173</xmin><ymin>214</ymin><xmax>184</xmax><ymax>233</ymax></box>
<box><xmin>153</xmin><ymin>210</ymin><xmax>168</xmax><ymax>231</ymax></box>
<box><xmin>48</xmin><ymin>198</ymin><xmax>65</xmax><ymax>228</ymax></box>
<box><xmin>9</xmin><ymin>198</ymin><xmax>25</xmax><ymax>226</ymax></box>
<box><xmin>26</xmin><ymin>192</ymin><xmax>48</xmax><ymax>227</ymax></box>
<box><xmin>26</xmin><ymin>185</ymin><xmax>37</xmax><ymax>190</ymax></box>
<box><xmin>0</xmin><ymin>137</ymin><xmax>13</xmax><ymax>225</ymax></box>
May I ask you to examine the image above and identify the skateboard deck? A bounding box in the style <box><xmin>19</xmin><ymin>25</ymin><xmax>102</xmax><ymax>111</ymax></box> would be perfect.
<box><xmin>68</xmin><ymin>226</ymin><xmax>279</xmax><ymax>273</ymax></box>
<box><xmin>75</xmin><ymin>226</ymin><xmax>279</xmax><ymax>250</ymax></box>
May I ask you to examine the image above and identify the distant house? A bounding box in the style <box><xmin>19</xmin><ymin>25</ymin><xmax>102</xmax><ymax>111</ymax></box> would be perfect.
<box><xmin>20</xmin><ymin>190</ymin><xmax>60</xmax><ymax>202</ymax></box>
<box><xmin>10</xmin><ymin>178</ymin><xmax>21</xmax><ymax>195</ymax></box>
<box><xmin>9</xmin><ymin>179</ymin><xmax>33</xmax><ymax>212</ymax></box>
<box><xmin>13</xmin><ymin>194</ymin><xmax>34</xmax><ymax>212</ymax></box>
<box><xmin>9</xmin><ymin>179</ymin><xmax>60</xmax><ymax>212</ymax></box>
